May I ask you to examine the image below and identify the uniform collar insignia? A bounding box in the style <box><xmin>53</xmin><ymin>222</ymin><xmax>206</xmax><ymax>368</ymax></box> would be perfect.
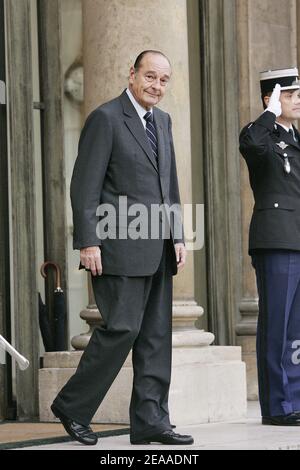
<box><xmin>276</xmin><ymin>141</ymin><xmax>289</xmax><ymax>150</ymax></box>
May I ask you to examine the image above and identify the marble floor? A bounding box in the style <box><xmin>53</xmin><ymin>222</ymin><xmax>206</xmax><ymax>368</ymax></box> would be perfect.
<box><xmin>11</xmin><ymin>403</ymin><xmax>300</xmax><ymax>451</ymax></box>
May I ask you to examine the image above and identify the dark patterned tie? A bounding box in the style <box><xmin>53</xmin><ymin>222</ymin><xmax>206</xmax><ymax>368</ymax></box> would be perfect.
<box><xmin>144</xmin><ymin>111</ymin><xmax>158</xmax><ymax>163</ymax></box>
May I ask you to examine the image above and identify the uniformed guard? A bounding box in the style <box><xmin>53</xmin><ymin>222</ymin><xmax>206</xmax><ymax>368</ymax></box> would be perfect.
<box><xmin>240</xmin><ymin>67</ymin><xmax>300</xmax><ymax>425</ymax></box>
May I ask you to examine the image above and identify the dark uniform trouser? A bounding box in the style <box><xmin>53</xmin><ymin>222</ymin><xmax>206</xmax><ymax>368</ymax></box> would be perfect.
<box><xmin>52</xmin><ymin>240</ymin><xmax>174</xmax><ymax>441</ymax></box>
<box><xmin>252</xmin><ymin>250</ymin><xmax>300</xmax><ymax>417</ymax></box>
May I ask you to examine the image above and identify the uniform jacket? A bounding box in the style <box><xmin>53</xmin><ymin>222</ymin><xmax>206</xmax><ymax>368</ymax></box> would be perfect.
<box><xmin>70</xmin><ymin>90</ymin><xmax>183</xmax><ymax>276</ymax></box>
<box><xmin>240</xmin><ymin>110</ymin><xmax>300</xmax><ymax>253</ymax></box>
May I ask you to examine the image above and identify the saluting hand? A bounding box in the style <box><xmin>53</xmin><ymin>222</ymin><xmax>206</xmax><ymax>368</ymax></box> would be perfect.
<box><xmin>267</xmin><ymin>83</ymin><xmax>282</xmax><ymax>117</ymax></box>
<box><xmin>80</xmin><ymin>246</ymin><xmax>102</xmax><ymax>276</ymax></box>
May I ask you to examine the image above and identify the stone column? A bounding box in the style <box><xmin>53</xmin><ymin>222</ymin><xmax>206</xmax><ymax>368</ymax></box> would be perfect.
<box><xmin>72</xmin><ymin>0</ymin><xmax>211</xmax><ymax>349</ymax></box>
<box><xmin>236</xmin><ymin>0</ymin><xmax>298</xmax><ymax>399</ymax></box>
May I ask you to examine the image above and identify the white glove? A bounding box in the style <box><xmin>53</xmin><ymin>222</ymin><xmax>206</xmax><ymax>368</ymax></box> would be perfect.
<box><xmin>266</xmin><ymin>83</ymin><xmax>282</xmax><ymax>117</ymax></box>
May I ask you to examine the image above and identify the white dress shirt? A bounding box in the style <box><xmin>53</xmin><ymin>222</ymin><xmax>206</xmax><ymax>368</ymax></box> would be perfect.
<box><xmin>276</xmin><ymin>121</ymin><xmax>293</xmax><ymax>133</ymax></box>
<box><xmin>126</xmin><ymin>88</ymin><xmax>152</xmax><ymax>129</ymax></box>
<box><xmin>276</xmin><ymin>121</ymin><xmax>298</xmax><ymax>141</ymax></box>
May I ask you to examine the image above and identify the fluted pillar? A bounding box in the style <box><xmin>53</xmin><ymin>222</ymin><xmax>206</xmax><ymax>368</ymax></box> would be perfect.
<box><xmin>71</xmin><ymin>0</ymin><xmax>212</xmax><ymax>349</ymax></box>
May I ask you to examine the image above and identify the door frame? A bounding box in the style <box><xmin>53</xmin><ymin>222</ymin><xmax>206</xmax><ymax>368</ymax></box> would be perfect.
<box><xmin>5</xmin><ymin>0</ymin><xmax>40</xmax><ymax>419</ymax></box>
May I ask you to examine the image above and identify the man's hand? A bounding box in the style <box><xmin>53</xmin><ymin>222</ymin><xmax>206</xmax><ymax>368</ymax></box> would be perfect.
<box><xmin>175</xmin><ymin>243</ymin><xmax>187</xmax><ymax>270</ymax></box>
<box><xmin>267</xmin><ymin>83</ymin><xmax>282</xmax><ymax>117</ymax></box>
<box><xmin>80</xmin><ymin>246</ymin><xmax>102</xmax><ymax>276</ymax></box>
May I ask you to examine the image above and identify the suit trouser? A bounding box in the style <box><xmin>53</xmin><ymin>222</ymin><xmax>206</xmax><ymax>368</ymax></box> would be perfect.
<box><xmin>252</xmin><ymin>250</ymin><xmax>300</xmax><ymax>417</ymax></box>
<box><xmin>52</xmin><ymin>240</ymin><xmax>173</xmax><ymax>440</ymax></box>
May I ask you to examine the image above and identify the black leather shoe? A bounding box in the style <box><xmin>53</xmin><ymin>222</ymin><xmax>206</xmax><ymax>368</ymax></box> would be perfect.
<box><xmin>51</xmin><ymin>404</ymin><xmax>98</xmax><ymax>445</ymax></box>
<box><xmin>131</xmin><ymin>430</ymin><xmax>194</xmax><ymax>445</ymax></box>
<box><xmin>262</xmin><ymin>413</ymin><xmax>300</xmax><ymax>426</ymax></box>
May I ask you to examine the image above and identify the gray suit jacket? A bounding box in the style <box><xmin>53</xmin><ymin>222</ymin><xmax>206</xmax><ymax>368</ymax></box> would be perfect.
<box><xmin>70</xmin><ymin>90</ymin><xmax>183</xmax><ymax>276</ymax></box>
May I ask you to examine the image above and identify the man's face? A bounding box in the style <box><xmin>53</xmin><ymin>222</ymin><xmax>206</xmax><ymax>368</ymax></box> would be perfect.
<box><xmin>279</xmin><ymin>89</ymin><xmax>300</xmax><ymax>121</ymax></box>
<box><xmin>128</xmin><ymin>53</ymin><xmax>171</xmax><ymax>110</ymax></box>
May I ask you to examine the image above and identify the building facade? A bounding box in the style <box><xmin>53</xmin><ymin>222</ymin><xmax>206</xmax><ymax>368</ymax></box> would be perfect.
<box><xmin>0</xmin><ymin>0</ymin><xmax>299</xmax><ymax>421</ymax></box>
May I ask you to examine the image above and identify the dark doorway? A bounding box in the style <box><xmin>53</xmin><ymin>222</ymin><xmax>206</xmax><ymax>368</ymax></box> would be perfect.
<box><xmin>1</xmin><ymin>0</ymin><xmax>67</xmax><ymax>420</ymax></box>
<box><xmin>0</xmin><ymin>0</ymin><xmax>14</xmax><ymax>421</ymax></box>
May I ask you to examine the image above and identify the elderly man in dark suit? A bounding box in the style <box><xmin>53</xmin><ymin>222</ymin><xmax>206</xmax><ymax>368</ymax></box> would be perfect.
<box><xmin>51</xmin><ymin>50</ymin><xmax>194</xmax><ymax>446</ymax></box>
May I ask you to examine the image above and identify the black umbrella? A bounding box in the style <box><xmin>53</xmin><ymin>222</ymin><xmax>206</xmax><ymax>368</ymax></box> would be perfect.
<box><xmin>40</xmin><ymin>262</ymin><xmax>67</xmax><ymax>351</ymax></box>
<box><xmin>38</xmin><ymin>292</ymin><xmax>54</xmax><ymax>352</ymax></box>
